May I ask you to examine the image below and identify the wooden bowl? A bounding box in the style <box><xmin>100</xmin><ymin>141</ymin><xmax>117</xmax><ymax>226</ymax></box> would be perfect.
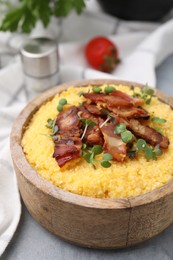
<box><xmin>10</xmin><ymin>79</ymin><xmax>173</xmax><ymax>249</ymax></box>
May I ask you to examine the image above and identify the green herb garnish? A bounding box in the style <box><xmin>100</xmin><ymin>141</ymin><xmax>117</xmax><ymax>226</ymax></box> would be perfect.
<box><xmin>146</xmin><ymin>97</ymin><xmax>152</xmax><ymax>105</ymax></box>
<box><xmin>104</xmin><ymin>85</ymin><xmax>116</xmax><ymax>94</ymax></box>
<box><xmin>45</xmin><ymin>118</ymin><xmax>55</xmax><ymax>129</ymax></box>
<box><xmin>51</xmin><ymin>135</ymin><xmax>59</xmax><ymax>141</ymax></box>
<box><xmin>133</xmin><ymin>85</ymin><xmax>154</xmax><ymax>105</ymax></box>
<box><xmin>57</xmin><ymin>104</ymin><xmax>63</xmax><ymax>112</ymax></box>
<box><xmin>154</xmin><ymin>128</ymin><xmax>163</xmax><ymax>135</ymax></box>
<box><xmin>121</xmin><ymin>130</ymin><xmax>133</xmax><ymax>143</ymax></box>
<box><xmin>57</xmin><ymin>98</ymin><xmax>67</xmax><ymax>112</ymax></box>
<box><xmin>80</xmin><ymin>118</ymin><xmax>96</xmax><ymax>127</ymax></box>
<box><xmin>59</xmin><ymin>98</ymin><xmax>67</xmax><ymax>106</ymax></box>
<box><xmin>92</xmin><ymin>86</ymin><xmax>102</xmax><ymax>93</ymax></box>
<box><xmin>82</xmin><ymin>144</ymin><xmax>113</xmax><ymax>168</ymax></box>
<box><xmin>136</xmin><ymin>139</ymin><xmax>147</xmax><ymax>150</ymax></box>
<box><xmin>114</xmin><ymin>123</ymin><xmax>126</xmax><ymax>134</ymax></box>
<box><xmin>100</xmin><ymin>109</ymin><xmax>116</xmax><ymax>125</ymax></box>
<box><xmin>153</xmin><ymin>145</ymin><xmax>163</xmax><ymax>156</ymax></box>
<box><xmin>144</xmin><ymin>146</ymin><xmax>155</xmax><ymax>160</ymax></box>
<box><xmin>142</xmin><ymin>86</ymin><xmax>154</xmax><ymax>96</ymax></box>
<box><xmin>45</xmin><ymin>118</ymin><xmax>59</xmax><ymax>141</ymax></box>
<box><xmin>102</xmin><ymin>153</ymin><xmax>113</xmax><ymax>161</ymax></box>
<box><xmin>82</xmin><ymin>144</ymin><xmax>103</xmax><ymax>168</ymax></box>
<box><xmin>80</xmin><ymin>118</ymin><xmax>96</xmax><ymax>140</ymax></box>
<box><xmin>52</xmin><ymin>125</ymin><xmax>59</xmax><ymax>135</ymax></box>
<box><xmin>151</xmin><ymin>117</ymin><xmax>167</xmax><ymax>123</ymax></box>
<box><xmin>114</xmin><ymin>123</ymin><xmax>133</xmax><ymax>143</ymax></box>
<box><xmin>92</xmin><ymin>145</ymin><xmax>103</xmax><ymax>155</ymax></box>
<box><xmin>101</xmin><ymin>153</ymin><xmax>112</xmax><ymax>168</ymax></box>
<box><xmin>101</xmin><ymin>161</ymin><xmax>111</xmax><ymax>168</ymax></box>
<box><xmin>101</xmin><ymin>109</ymin><xmax>115</xmax><ymax>119</ymax></box>
<box><xmin>78</xmin><ymin>91</ymin><xmax>84</xmax><ymax>97</ymax></box>
<box><xmin>136</xmin><ymin>139</ymin><xmax>162</xmax><ymax>161</ymax></box>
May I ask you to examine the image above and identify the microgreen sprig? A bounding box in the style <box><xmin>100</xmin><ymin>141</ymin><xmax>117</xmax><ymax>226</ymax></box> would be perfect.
<box><xmin>136</xmin><ymin>139</ymin><xmax>162</xmax><ymax>161</ymax></box>
<box><xmin>80</xmin><ymin>118</ymin><xmax>96</xmax><ymax>140</ymax></box>
<box><xmin>50</xmin><ymin>134</ymin><xmax>59</xmax><ymax>141</ymax></box>
<box><xmin>100</xmin><ymin>109</ymin><xmax>116</xmax><ymax>124</ymax></box>
<box><xmin>142</xmin><ymin>86</ymin><xmax>154</xmax><ymax>96</ymax></box>
<box><xmin>133</xmin><ymin>85</ymin><xmax>154</xmax><ymax>105</ymax></box>
<box><xmin>80</xmin><ymin>118</ymin><xmax>96</xmax><ymax>126</ymax></box>
<box><xmin>154</xmin><ymin>128</ymin><xmax>163</xmax><ymax>135</ymax></box>
<box><xmin>92</xmin><ymin>86</ymin><xmax>102</xmax><ymax>93</ymax></box>
<box><xmin>104</xmin><ymin>85</ymin><xmax>116</xmax><ymax>94</ymax></box>
<box><xmin>114</xmin><ymin>123</ymin><xmax>133</xmax><ymax>143</ymax></box>
<box><xmin>78</xmin><ymin>91</ymin><xmax>84</xmax><ymax>97</ymax></box>
<box><xmin>136</xmin><ymin>139</ymin><xmax>146</xmax><ymax>150</ymax></box>
<box><xmin>114</xmin><ymin>123</ymin><xmax>126</xmax><ymax>134</ymax></box>
<box><xmin>121</xmin><ymin>130</ymin><xmax>133</xmax><ymax>143</ymax></box>
<box><xmin>151</xmin><ymin>117</ymin><xmax>167</xmax><ymax>123</ymax></box>
<box><xmin>82</xmin><ymin>144</ymin><xmax>103</xmax><ymax>168</ymax></box>
<box><xmin>153</xmin><ymin>145</ymin><xmax>163</xmax><ymax>156</ymax></box>
<box><xmin>57</xmin><ymin>98</ymin><xmax>67</xmax><ymax>112</ymax></box>
<box><xmin>45</xmin><ymin>118</ymin><xmax>59</xmax><ymax>141</ymax></box>
<box><xmin>99</xmin><ymin>116</ymin><xmax>111</xmax><ymax>128</ymax></box>
<box><xmin>141</xmin><ymin>86</ymin><xmax>154</xmax><ymax>104</ymax></box>
<box><xmin>45</xmin><ymin>118</ymin><xmax>55</xmax><ymax>129</ymax></box>
<box><xmin>82</xmin><ymin>144</ymin><xmax>113</xmax><ymax>168</ymax></box>
<box><xmin>101</xmin><ymin>109</ymin><xmax>115</xmax><ymax>119</ymax></box>
<box><xmin>101</xmin><ymin>153</ymin><xmax>113</xmax><ymax>168</ymax></box>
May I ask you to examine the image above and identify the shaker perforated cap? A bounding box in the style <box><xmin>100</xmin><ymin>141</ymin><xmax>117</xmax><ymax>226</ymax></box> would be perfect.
<box><xmin>20</xmin><ymin>38</ymin><xmax>59</xmax><ymax>78</ymax></box>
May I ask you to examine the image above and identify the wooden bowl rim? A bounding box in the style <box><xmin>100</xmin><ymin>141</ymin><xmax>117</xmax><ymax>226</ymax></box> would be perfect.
<box><xmin>10</xmin><ymin>79</ymin><xmax>173</xmax><ymax>209</ymax></box>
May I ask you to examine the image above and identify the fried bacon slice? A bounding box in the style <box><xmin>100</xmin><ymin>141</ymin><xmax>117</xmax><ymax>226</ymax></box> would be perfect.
<box><xmin>111</xmin><ymin>90</ymin><xmax>145</xmax><ymax>107</ymax></box>
<box><xmin>100</xmin><ymin>123</ymin><xmax>127</xmax><ymax>161</ymax></box>
<box><xmin>56</xmin><ymin>106</ymin><xmax>81</xmax><ymax>134</ymax></box>
<box><xmin>78</xmin><ymin>106</ymin><xmax>103</xmax><ymax>146</ymax></box>
<box><xmin>128</xmin><ymin>119</ymin><xmax>169</xmax><ymax>149</ymax></box>
<box><xmin>53</xmin><ymin>138</ymin><xmax>82</xmax><ymax>167</ymax></box>
<box><xmin>107</xmin><ymin>105</ymin><xmax>149</xmax><ymax>119</ymax></box>
<box><xmin>83</xmin><ymin>90</ymin><xmax>144</xmax><ymax>108</ymax></box>
<box><xmin>83</xmin><ymin>102</ymin><xmax>102</xmax><ymax>116</ymax></box>
<box><xmin>53</xmin><ymin>106</ymin><xmax>82</xmax><ymax>167</ymax></box>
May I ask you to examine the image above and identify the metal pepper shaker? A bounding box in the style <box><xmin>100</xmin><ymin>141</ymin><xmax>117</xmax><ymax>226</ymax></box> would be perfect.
<box><xmin>20</xmin><ymin>37</ymin><xmax>60</xmax><ymax>93</ymax></box>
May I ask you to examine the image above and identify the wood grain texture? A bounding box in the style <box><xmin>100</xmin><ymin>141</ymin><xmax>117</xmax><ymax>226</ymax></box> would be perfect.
<box><xmin>10</xmin><ymin>79</ymin><xmax>173</xmax><ymax>249</ymax></box>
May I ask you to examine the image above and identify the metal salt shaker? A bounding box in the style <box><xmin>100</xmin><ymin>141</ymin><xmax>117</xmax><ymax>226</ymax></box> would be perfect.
<box><xmin>20</xmin><ymin>37</ymin><xmax>60</xmax><ymax>95</ymax></box>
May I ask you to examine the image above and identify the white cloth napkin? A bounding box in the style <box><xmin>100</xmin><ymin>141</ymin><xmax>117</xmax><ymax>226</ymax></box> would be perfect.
<box><xmin>1</xmin><ymin>0</ymin><xmax>173</xmax><ymax>256</ymax></box>
<box><xmin>0</xmin><ymin>138</ymin><xmax>21</xmax><ymax>255</ymax></box>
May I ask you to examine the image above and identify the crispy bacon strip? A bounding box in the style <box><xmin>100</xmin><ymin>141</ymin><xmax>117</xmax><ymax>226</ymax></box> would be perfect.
<box><xmin>100</xmin><ymin>123</ymin><xmax>127</xmax><ymax>161</ymax></box>
<box><xmin>111</xmin><ymin>90</ymin><xmax>145</xmax><ymax>107</ymax></box>
<box><xmin>83</xmin><ymin>91</ymin><xmax>144</xmax><ymax>108</ymax></box>
<box><xmin>83</xmin><ymin>102</ymin><xmax>102</xmax><ymax>116</ymax></box>
<box><xmin>128</xmin><ymin>119</ymin><xmax>169</xmax><ymax>149</ymax></box>
<box><xmin>53</xmin><ymin>106</ymin><xmax>82</xmax><ymax>167</ymax></box>
<box><xmin>83</xmin><ymin>92</ymin><xmax>131</xmax><ymax>107</ymax></box>
<box><xmin>107</xmin><ymin>105</ymin><xmax>149</xmax><ymax>119</ymax></box>
<box><xmin>78</xmin><ymin>106</ymin><xmax>103</xmax><ymax>146</ymax></box>
<box><xmin>53</xmin><ymin>138</ymin><xmax>82</xmax><ymax>167</ymax></box>
<box><xmin>56</xmin><ymin>106</ymin><xmax>81</xmax><ymax>134</ymax></box>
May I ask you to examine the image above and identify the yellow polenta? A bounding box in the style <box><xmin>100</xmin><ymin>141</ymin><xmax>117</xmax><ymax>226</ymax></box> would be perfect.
<box><xmin>22</xmin><ymin>85</ymin><xmax>173</xmax><ymax>198</ymax></box>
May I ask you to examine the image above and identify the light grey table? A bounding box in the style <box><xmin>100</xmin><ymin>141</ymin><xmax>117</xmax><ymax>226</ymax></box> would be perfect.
<box><xmin>2</xmin><ymin>55</ymin><xmax>173</xmax><ymax>260</ymax></box>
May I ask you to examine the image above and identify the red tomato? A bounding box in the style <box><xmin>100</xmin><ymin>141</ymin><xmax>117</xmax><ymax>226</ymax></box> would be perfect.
<box><xmin>85</xmin><ymin>36</ymin><xmax>120</xmax><ymax>72</ymax></box>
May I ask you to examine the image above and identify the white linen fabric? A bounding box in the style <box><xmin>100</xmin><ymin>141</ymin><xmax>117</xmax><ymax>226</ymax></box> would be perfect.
<box><xmin>1</xmin><ymin>0</ymin><xmax>173</xmax><ymax>256</ymax></box>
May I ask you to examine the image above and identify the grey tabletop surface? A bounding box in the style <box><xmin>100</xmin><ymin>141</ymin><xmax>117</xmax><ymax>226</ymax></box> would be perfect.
<box><xmin>2</xmin><ymin>55</ymin><xmax>173</xmax><ymax>260</ymax></box>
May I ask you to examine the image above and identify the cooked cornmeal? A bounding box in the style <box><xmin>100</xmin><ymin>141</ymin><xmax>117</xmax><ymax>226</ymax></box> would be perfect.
<box><xmin>22</xmin><ymin>85</ymin><xmax>173</xmax><ymax>198</ymax></box>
